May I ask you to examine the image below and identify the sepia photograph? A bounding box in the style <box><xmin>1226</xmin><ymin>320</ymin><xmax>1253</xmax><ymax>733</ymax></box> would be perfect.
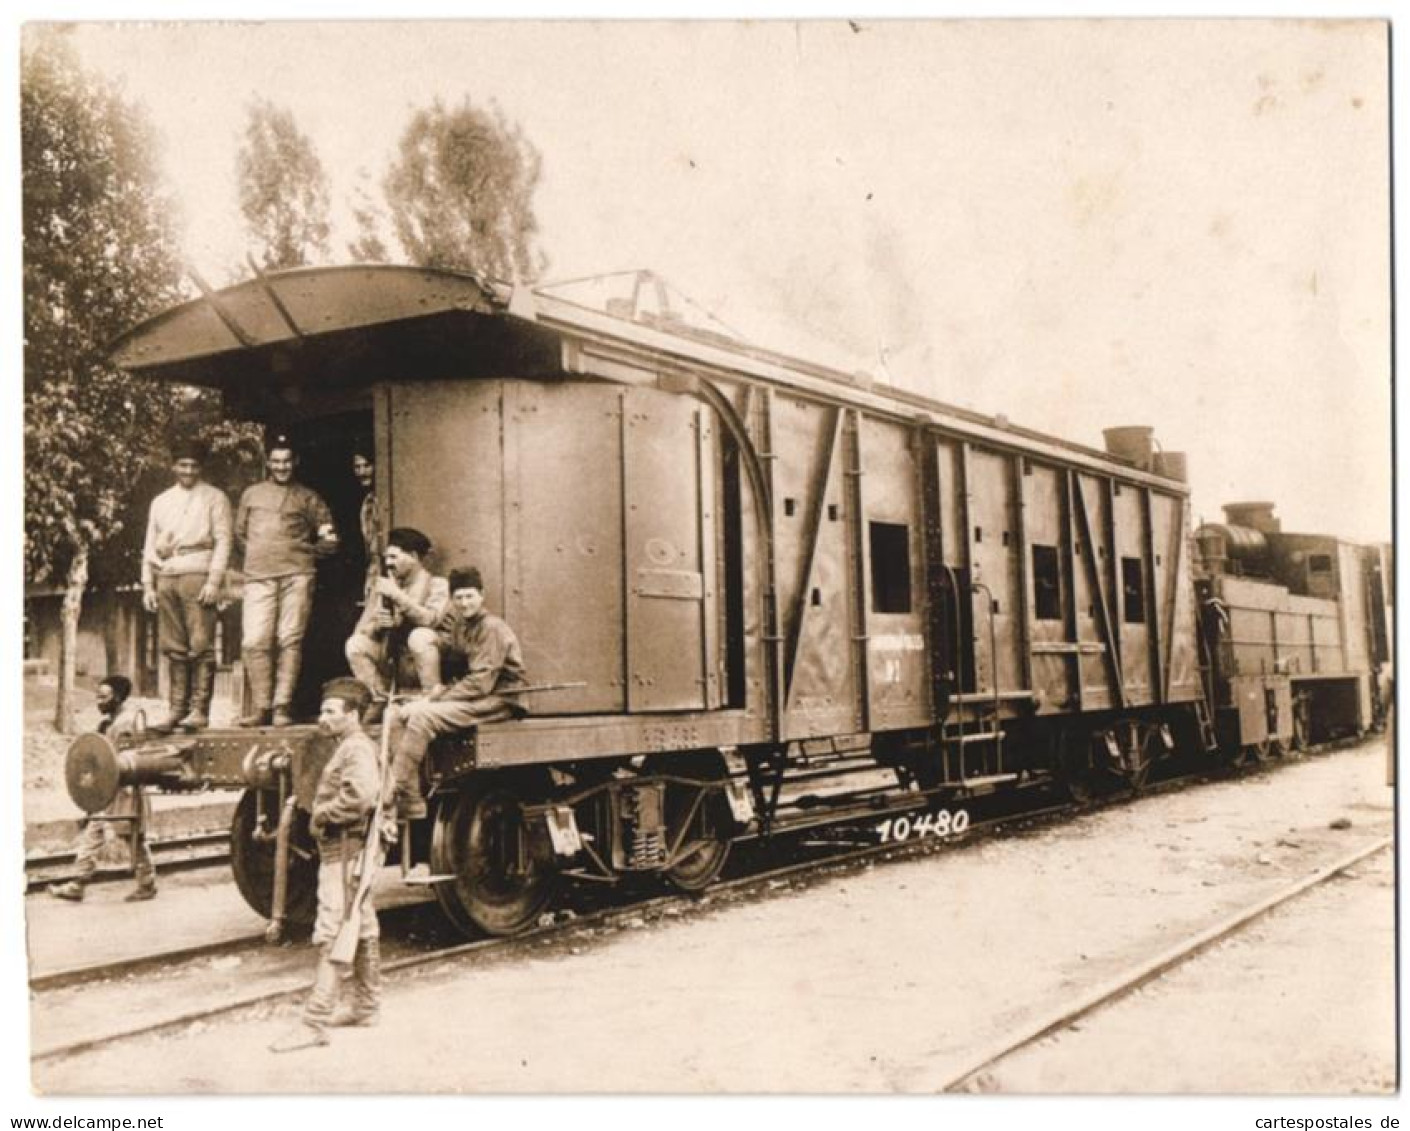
<box><xmin>13</xmin><ymin>13</ymin><xmax>1394</xmax><ymax>1105</ymax></box>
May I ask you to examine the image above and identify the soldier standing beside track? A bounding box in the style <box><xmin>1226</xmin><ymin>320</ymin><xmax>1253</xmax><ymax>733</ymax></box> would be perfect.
<box><xmin>270</xmin><ymin>677</ymin><xmax>383</xmax><ymax>1053</ymax></box>
<box><xmin>140</xmin><ymin>438</ymin><xmax>232</xmax><ymax>733</ymax></box>
<box><xmin>386</xmin><ymin>566</ymin><xmax>528</xmax><ymax>820</ymax></box>
<box><xmin>235</xmin><ymin>435</ymin><xmax>339</xmax><ymax>728</ymax></box>
<box><xmin>49</xmin><ymin>676</ymin><xmax>157</xmax><ymax>903</ymax></box>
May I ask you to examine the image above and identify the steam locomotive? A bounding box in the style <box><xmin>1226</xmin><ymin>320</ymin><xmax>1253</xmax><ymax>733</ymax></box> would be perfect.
<box><xmin>64</xmin><ymin>265</ymin><xmax>1392</xmax><ymax>938</ymax></box>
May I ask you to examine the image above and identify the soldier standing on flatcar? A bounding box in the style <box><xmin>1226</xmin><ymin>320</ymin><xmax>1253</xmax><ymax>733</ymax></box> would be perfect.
<box><xmin>235</xmin><ymin>435</ymin><xmax>339</xmax><ymax>728</ymax></box>
<box><xmin>49</xmin><ymin>675</ymin><xmax>157</xmax><ymax>903</ymax></box>
<box><xmin>270</xmin><ymin>677</ymin><xmax>383</xmax><ymax>1053</ymax></box>
<box><xmin>344</xmin><ymin>527</ymin><xmax>450</xmax><ymax>723</ymax></box>
<box><xmin>140</xmin><ymin>438</ymin><xmax>232</xmax><ymax>733</ymax></box>
<box><xmin>386</xmin><ymin>566</ymin><xmax>528</xmax><ymax>820</ymax></box>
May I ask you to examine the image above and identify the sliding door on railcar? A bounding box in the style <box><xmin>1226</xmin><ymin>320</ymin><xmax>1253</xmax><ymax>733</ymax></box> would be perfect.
<box><xmin>385</xmin><ymin>378</ymin><xmax>725</xmax><ymax>717</ymax></box>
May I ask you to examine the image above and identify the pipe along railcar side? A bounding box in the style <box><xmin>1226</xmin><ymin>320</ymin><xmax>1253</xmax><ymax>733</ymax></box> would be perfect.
<box><xmin>65</xmin><ymin>265</ymin><xmax>1393</xmax><ymax>938</ymax></box>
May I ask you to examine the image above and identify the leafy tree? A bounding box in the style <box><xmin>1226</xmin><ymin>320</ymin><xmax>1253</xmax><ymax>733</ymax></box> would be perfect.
<box><xmin>383</xmin><ymin>97</ymin><xmax>547</xmax><ymax>281</ymax></box>
<box><xmin>23</xmin><ymin>31</ymin><xmax>185</xmax><ymax>731</ymax></box>
<box><xmin>236</xmin><ymin>97</ymin><xmax>331</xmax><ymax>271</ymax></box>
<box><xmin>346</xmin><ymin>166</ymin><xmax>391</xmax><ymax>263</ymax></box>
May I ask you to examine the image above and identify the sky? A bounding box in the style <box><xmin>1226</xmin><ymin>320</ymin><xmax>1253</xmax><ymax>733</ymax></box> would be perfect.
<box><xmin>47</xmin><ymin>19</ymin><xmax>1395</xmax><ymax>543</ymax></box>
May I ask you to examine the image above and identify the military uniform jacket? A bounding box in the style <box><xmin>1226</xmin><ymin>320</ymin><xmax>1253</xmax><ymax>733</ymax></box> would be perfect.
<box><xmin>310</xmin><ymin>729</ymin><xmax>380</xmax><ymax>864</ymax></box>
<box><xmin>435</xmin><ymin>609</ymin><xmax>528</xmax><ymax>701</ymax></box>
<box><xmin>235</xmin><ymin>480</ymin><xmax>335</xmax><ymax>580</ymax></box>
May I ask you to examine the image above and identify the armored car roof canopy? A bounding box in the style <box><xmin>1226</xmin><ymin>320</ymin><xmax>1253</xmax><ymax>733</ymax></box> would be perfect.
<box><xmin>107</xmin><ymin>264</ymin><xmax>561</xmax><ymax>389</ymax></box>
<box><xmin>109</xmin><ymin>263</ymin><xmax>1186</xmax><ymax>492</ymax></box>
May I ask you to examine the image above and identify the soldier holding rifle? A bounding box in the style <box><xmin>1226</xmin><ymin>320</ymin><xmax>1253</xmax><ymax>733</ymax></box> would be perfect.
<box><xmin>269</xmin><ymin>676</ymin><xmax>384</xmax><ymax>1053</ymax></box>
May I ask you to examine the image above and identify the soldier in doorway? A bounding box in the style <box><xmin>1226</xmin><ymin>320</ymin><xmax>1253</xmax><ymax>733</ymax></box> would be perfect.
<box><xmin>352</xmin><ymin>443</ymin><xmax>381</xmax><ymax>598</ymax></box>
<box><xmin>235</xmin><ymin>435</ymin><xmax>339</xmax><ymax>727</ymax></box>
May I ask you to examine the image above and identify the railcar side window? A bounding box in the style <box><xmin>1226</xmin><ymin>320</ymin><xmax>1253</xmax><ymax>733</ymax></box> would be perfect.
<box><xmin>1308</xmin><ymin>553</ymin><xmax>1333</xmax><ymax>574</ymax></box>
<box><xmin>1032</xmin><ymin>545</ymin><xmax>1062</xmax><ymax>621</ymax></box>
<box><xmin>869</xmin><ymin>521</ymin><xmax>913</xmax><ymax>614</ymax></box>
<box><xmin>1121</xmin><ymin>556</ymin><xmax>1145</xmax><ymax>623</ymax></box>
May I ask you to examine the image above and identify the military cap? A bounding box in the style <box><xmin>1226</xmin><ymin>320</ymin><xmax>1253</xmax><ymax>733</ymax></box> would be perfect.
<box><xmin>386</xmin><ymin>527</ymin><xmax>432</xmax><ymax>558</ymax></box>
<box><xmin>170</xmin><ymin>437</ymin><xmax>208</xmax><ymax>463</ymax></box>
<box><xmin>265</xmin><ymin>433</ymin><xmax>297</xmax><ymax>457</ymax></box>
<box><xmin>321</xmin><ymin>677</ymin><xmax>371</xmax><ymax>715</ymax></box>
<box><xmin>448</xmin><ymin>566</ymin><xmax>484</xmax><ymax>594</ymax></box>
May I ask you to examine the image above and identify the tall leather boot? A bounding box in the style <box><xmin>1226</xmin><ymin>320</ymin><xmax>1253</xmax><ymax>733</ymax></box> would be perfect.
<box><xmin>239</xmin><ymin>648</ymin><xmax>274</xmax><ymax>727</ymax></box>
<box><xmin>271</xmin><ymin>647</ymin><xmax>303</xmax><ymax>727</ymax></box>
<box><xmin>180</xmin><ymin>656</ymin><xmax>216</xmax><ymax>731</ymax></box>
<box><xmin>331</xmin><ymin>937</ymin><xmax>381</xmax><ymax>1027</ymax></box>
<box><xmin>269</xmin><ymin>946</ymin><xmax>341</xmax><ymax>1052</ymax></box>
<box><xmin>391</xmin><ymin>732</ymin><xmax>430</xmax><ymax>820</ymax></box>
<box><xmin>151</xmin><ymin>656</ymin><xmax>191</xmax><ymax>735</ymax></box>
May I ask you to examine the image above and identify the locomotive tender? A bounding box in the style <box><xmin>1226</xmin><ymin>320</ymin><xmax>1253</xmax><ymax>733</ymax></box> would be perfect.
<box><xmin>64</xmin><ymin>265</ymin><xmax>1390</xmax><ymax>937</ymax></box>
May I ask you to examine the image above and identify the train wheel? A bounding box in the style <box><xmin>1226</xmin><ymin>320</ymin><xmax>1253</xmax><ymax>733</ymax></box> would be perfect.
<box><xmin>430</xmin><ymin>775</ymin><xmax>559</xmax><ymax>937</ymax></box>
<box><xmin>229</xmin><ymin>789</ymin><xmax>318</xmax><ymax>928</ymax></box>
<box><xmin>656</xmin><ymin>752</ymin><xmax>734</xmax><ymax>893</ymax></box>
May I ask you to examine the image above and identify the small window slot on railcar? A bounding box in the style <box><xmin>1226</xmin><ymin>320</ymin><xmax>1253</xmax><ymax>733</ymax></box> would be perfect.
<box><xmin>1032</xmin><ymin>545</ymin><xmax>1062</xmax><ymax>621</ymax></box>
<box><xmin>1121</xmin><ymin>557</ymin><xmax>1145</xmax><ymax>623</ymax></box>
<box><xmin>827</xmin><ymin>503</ymin><xmax>840</xmax><ymax>522</ymax></box>
<box><xmin>784</xmin><ymin>497</ymin><xmax>797</xmax><ymax>517</ymax></box>
<box><xmin>1309</xmin><ymin>553</ymin><xmax>1333</xmax><ymax>573</ymax></box>
<box><xmin>974</xmin><ymin>526</ymin><xmax>983</xmax><ymax>543</ymax></box>
<box><xmin>869</xmin><ymin>521</ymin><xmax>912</xmax><ymax>614</ymax></box>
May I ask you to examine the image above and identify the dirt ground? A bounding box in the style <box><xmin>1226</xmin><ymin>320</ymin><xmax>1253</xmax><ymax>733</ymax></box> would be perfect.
<box><xmin>972</xmin><ymin>843</ymin><xmax>1395</xmax><ymax>1093</ymax></box>
<box><xmin>31</xmin><ymin>736</ymin><xmax>1394</xmax><ymax>1096</ymax></box>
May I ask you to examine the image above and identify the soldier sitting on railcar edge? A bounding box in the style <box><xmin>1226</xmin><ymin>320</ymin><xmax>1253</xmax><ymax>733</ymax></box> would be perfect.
<box><xmin>343</xmin><ymin>526</ymin><xmax>449</xmax><ymax>724</ymax></box>
<box><xmin>386</xmin><ymin>566</ymin><xmax>528</xmax><ymax>820</ymax></box>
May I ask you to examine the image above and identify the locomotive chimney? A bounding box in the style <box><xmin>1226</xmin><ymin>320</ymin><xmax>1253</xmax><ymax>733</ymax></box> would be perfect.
<box><xmin>1222</xmin><ymin>501</ymin><xmax>1281</xmax><ymax>534</ymax></box>
<box><xmin>1152</xmin><ymin>451</ymin><xmax>1188</xmax><ymax>482</ymax></box>
<box><xmin>1102</xmin><ymin>425</ymin><xmax>1155</xmax><ymax>471</ymax></box>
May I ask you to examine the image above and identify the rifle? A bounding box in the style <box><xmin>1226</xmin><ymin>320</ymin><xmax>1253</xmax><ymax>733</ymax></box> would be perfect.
<box><xmin>330</xmin><ymin>680</ymin><xmax>400</xmax><ymax>965</ymax></box>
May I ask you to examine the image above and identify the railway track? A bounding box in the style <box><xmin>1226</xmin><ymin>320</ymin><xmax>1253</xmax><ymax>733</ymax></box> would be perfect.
<box><xmin>29</xmin><ymin>738</ymin><xmax>1369</xmax><ymax>1063</ymax></box>
<box><xmin>31</xmin><ymin>784</ymin><xmax>1081</xmax><ymax>1062</ymax></box>
<box><xmin>25</xmin><ymin>828</ymin><xmax>230</xmax><ymax>893</ymax></box>
<box><xmin>938</xmin><ymin>835</ymin><xmax>1394</xmax><ymax>1092</ymax></box>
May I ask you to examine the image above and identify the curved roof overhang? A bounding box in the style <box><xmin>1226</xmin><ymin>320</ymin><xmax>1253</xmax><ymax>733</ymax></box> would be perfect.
<box><xmin>108</xmin><ymin>264</ymin><xmax>559</xmax><ymax>390</ymax></box>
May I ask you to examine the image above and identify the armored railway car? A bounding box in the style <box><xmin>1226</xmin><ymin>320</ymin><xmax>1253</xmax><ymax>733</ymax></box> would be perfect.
<box><xmin>69</xmin><ymin>265</ymin><xmax>1298</xmax><ymax>936</ymax></box>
